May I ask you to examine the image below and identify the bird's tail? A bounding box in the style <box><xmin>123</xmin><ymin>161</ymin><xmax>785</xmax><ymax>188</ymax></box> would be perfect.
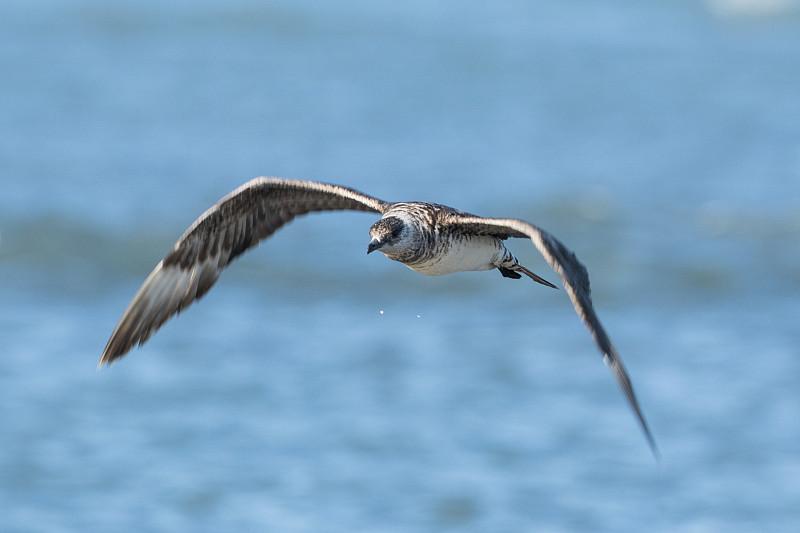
<box><xmin>511</xmin><ymin>264</ymin><xmax>558</xmax><ymax>289</ymax></box>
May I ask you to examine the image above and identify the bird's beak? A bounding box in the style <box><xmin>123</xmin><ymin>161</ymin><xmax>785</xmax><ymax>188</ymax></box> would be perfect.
<box><xmin>367</xmin><ymin>239</ymin><xmax>383</xmax><ymax>255</ymax></box>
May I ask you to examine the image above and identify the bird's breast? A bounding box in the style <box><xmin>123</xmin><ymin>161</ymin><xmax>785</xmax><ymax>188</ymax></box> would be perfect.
<box><xmin>404</xmin><ymin>234</ymin><xmax>504</xmax><ymax>276</ymax></box>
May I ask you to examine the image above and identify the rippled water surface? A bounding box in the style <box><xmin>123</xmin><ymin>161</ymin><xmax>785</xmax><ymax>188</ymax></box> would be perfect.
<box><xmin>2</xmin><ymin>1</ymin><xmax>799</xmax><ymax>531</ymax></box>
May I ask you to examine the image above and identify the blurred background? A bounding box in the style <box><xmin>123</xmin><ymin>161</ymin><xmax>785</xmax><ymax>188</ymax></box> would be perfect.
<box><xmin>1</xmin><ymin>0</ymin><xmax>799</xmax><ymax>531</ymax></box>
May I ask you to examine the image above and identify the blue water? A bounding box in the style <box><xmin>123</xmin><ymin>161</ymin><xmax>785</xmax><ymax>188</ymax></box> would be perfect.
<box><xmin>2</xmin><ymin>0</ymin><xmax>800</xmax><ymax>531</ymax></box>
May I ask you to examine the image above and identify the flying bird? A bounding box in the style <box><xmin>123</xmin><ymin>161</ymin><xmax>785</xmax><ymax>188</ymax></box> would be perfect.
<box><xmin>101</xmin><ymin>177</ymin><xmax>657</xmax><ymax>456</ymax></box>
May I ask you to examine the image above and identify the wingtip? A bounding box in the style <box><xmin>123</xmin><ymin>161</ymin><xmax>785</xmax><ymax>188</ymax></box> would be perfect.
<box><xmin>637</xmin><ymin>414</ymin><xmax>660</xmax><ymax>463</ymax></box>
<box><xmin>622</xmin><ymin>395</ymin><xmax>659</xmax><ymax>463</ymax></box>
<box><xmin>633</xmin><ymin>398</ymin><xmax>660</xmax><ymax>463</ymax></box>
<box><xmin>648</xmin><ymin>435</ymin><xmax>661</xmax><ymax>463</ymax></box>
<box><xmin>97</xmin><ymin>352</ymin><xmax>113</xmax><ymax>370</ymax></box>
<box><xmin>601</xmin><ymin>352</ymin><xmax>659</xmax><ymax>461</ymax></box>
<box><xmin>98</xmin><ymin>339</ymin><xmax>131</xmax><ymax>369</ymax></box>
<box><xmin>98</xmin><ymin>339</ymin><xmax>117</xmax><ymax>368</ymax></box>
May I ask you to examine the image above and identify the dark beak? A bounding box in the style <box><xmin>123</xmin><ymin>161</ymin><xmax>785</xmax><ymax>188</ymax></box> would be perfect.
<box><xmin>367</xmin><ymin>239</ymin><xmax>384</xmax><ymax>254</ymax></box>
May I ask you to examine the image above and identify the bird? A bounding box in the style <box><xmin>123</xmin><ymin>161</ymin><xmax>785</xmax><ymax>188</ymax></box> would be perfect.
<box><xmin>101</xmin><ymin>177</ymin><xmax>657</xmax><ymax>456</ymax></box>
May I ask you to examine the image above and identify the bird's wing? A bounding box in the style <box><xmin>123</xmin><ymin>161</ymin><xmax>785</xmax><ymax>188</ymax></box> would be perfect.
<box><xmin>444</xmin><ymin>214</ymin><xmax>658</xmax><ymax>457</ymax></box>
<box><xmin>100</xmin><ymin>178</ymin><xmax>388</xmax><ymax>366</ymax></box>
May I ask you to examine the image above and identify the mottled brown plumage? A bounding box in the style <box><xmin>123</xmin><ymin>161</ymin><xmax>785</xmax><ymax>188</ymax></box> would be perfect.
<box><xmin>101</xmin><ymin>177</ymin><xmax>657</xmax><ymax>457</ymax></box>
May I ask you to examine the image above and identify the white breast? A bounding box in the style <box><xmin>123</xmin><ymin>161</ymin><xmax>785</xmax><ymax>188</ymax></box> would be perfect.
<box><xmin>406</xmin><ymin>235</ymin><xmax>503</xmax><ymax>276</ymax></box>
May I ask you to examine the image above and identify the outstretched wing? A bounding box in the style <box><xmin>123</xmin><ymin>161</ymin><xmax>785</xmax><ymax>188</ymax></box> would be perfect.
<box><xmin>444</xmin><ymin>214</ymin><xmax>658</xmax><ymax>457</ymax></box>
<box><xmin>100</xmin><ymin>178</ymin><xmax>388</xmax><ymax>366</ymax></box>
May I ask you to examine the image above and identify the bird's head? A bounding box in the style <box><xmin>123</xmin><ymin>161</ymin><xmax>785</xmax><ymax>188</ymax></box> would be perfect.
<box><xmin>367</xmin><ymin>216</ymin><xmax>410</xmax><ymax>256</ymax></box>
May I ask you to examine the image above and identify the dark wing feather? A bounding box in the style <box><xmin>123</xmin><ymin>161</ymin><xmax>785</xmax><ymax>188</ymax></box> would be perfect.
<box><xmin>100</xmin><ymin>178</ymin><xmax>388</xmax><ymax>366</ymax></box>
<box><xmin>444</xmin><ymin>214</ymin><xmax>658</xmax><ymax>457</ymax></box>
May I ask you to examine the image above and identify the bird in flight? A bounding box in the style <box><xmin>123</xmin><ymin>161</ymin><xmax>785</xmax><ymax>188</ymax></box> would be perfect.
<box><xmin>101</xmin><ymin>177</ymin><xmax>657</xmax><ymax>456</ymax></box>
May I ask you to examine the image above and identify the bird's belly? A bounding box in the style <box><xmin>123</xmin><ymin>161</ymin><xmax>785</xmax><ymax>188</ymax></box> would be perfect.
<box><xmin>406</xmin><ymin>236</ymin><xmax>501</xmax><ymax>276</ymax></box>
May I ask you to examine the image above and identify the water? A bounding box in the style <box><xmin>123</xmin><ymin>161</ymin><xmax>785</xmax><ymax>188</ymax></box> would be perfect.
<box><xmin>2</xmin><ymin>0</ymin><xmax>800</xmax><ymax>531</ymax></box>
